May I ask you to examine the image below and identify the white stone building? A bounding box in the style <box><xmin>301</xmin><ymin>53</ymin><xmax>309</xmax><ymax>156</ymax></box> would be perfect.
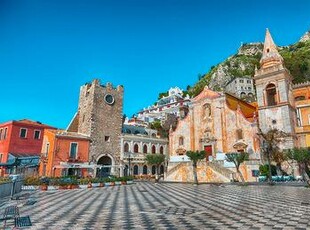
<box><xmin>120</xmin><ymin>124</ymin><xmax>168</xmax><ymax>176</ymax></box>
<box><xmin>137</xmin><ymin>87</ymin><xmax>190</xmax><ymax>123</ymax></box>
<box><xmin>225</xmin><ymin>77</ymin><xmax>255</xmax><ymax>100</ymax></box>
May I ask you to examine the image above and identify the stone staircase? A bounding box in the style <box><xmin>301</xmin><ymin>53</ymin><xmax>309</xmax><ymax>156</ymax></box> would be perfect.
<box><xmin>165</xmin><ymin>160</ymin><xmax>235</xmax><ymax>183</ymax></box>
<box><xmin>206</xmin><ymin>161</ymin><xmax>235</xmax><ymax>182</ymax></box>
<box><xmin>166</xmin><ymin>162</ymin><xmax>188</xmax><ymax>178</ymax></box>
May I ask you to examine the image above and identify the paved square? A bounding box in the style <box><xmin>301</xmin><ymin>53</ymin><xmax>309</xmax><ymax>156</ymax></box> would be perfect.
<box><xmin>1</xmin><ymin>182</ymin><xmax>310</xmax><ymax>229</ymax></box>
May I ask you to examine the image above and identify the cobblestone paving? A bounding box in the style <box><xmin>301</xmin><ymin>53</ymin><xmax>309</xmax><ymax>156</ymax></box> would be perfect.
<box><xmin>1</xmin><ymin>182</ymin><xmax>310</xmax><ymax>229</ymax></box>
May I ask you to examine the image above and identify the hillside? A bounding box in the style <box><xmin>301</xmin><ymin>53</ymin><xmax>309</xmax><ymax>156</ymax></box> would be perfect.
<box><xmin>188</xmin><ymin>31</ymin><xmax>310</xmax><ymax>97</ymax></box>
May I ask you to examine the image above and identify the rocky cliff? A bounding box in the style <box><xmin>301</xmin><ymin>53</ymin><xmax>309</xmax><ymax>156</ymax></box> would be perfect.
<box><xmin>188</xmin><ymin>31</ymin><xmax>310</xmax><ymax>97</ymax></box>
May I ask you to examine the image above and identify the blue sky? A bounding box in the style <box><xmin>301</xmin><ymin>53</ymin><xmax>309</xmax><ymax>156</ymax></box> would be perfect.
<box><xmin>0</xmin><ymin>0</ymin><xmax>309</xmax><ymax>128</ymax></box>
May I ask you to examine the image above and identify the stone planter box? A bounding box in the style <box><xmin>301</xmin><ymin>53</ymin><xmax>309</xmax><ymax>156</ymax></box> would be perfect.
<box><xmin>47</xmin><ymin>186</ymin><xmax>58</xmax><ymax>190</ymax></box>
<box><xmin>115</xmin><ymin>181</ymin><xmax>121</xmax><ymax>185</ymax></box>
<box><xmin>79</xmin><ymin>184</ymin><xmax>89</xmax><ymax>189</ymax></box>
<box><xmin>92</xmin><ymin>183</ymin><xmax>100</xmax><ymax>188</ymax></box>
<box><xmin>22</xmin><ymin>185</ymin><xmax>39</xmax><ymax>190</ymax></box>
<box><xmin>126</xmin><ymin>181</ymin><xmax>134</xmax><ymax>185</ymax></box>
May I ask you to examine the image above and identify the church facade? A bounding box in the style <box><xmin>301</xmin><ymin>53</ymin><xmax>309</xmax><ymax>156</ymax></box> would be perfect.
<box><xmin>166</xmin><ymin>29</ymin><xmax>310</xmax><ymax>183</ymax></box>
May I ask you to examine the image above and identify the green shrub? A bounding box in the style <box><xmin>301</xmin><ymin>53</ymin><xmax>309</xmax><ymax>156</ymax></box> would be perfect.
<box><xmin>259</xmin><ymin>164</ymin><xmax>277</xmax><ymax>177</ymax></box>
<box><xmin>0</xmin><ymin>177</ymin><xmax>11</xmax><ymax>184</ymax></box>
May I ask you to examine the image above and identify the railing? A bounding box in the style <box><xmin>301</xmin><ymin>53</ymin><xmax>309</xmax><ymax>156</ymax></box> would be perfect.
<box><xmin>0</xmin><ymin>180</ymin><xmax>23</xmax><ymax>199</ymax></box>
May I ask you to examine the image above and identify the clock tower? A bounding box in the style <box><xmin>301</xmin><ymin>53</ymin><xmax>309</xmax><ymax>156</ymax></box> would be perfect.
<box><xmin>77</xmin><ymin>79</ymin><xmax>124</xmax><ymax>175</ymax></box>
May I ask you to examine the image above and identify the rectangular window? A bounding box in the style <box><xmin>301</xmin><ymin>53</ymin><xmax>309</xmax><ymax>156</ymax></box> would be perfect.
<box><xmin>0</xmin><ymin>129</ymin><xmax>2</xmax><ymax>140</ymax></box>
<box><xmin>239</xmin><ymin>80</ymin><xmax>244</xmax><ymax>83</ymax></box>
<box><xmin>247</xmin><ymin>80</ymin><xmax>251</xmax><ymax>84</ymax></box>
<box><xmin>105</xmin><ymin>136</ymin><xmax>110</xmax><ymax>142</ymax></box>
<box><xmin>248</xmin><ymin>87</ymin><xmax>251</xmax><ymax>90</ymax></box>
<box><xmin>3</xmin><ymin>128</ymin><xmax>8</xmax><ymax>139</ymax></box>
<box><xmin>236</xmin><ymin>129</ymin><xmax>243</xmax><ymax>140</ymax></box>
<box><xmin>34</xmin><ymin>130</ymin><xmax>41</xmax><ymax>139</ymax></box>
<box><xmin>20</xmin><ymin>128</ymin><xmax>27</xmax><ymax>138</ymax></box>
<box><xmin>45</xmin><ymin>143</ymin><xmax>50</xmax><ymax>158</ymax></box>
<box><xmin>69</xmin><ymin>143</ymin><xmax>78</xmax><ymax>159</ymax></box>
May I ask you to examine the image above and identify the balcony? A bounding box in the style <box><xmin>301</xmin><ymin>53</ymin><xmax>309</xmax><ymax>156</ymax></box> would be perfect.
<box><xmin>123</xmin><ymin>152</ymin><xmax>146</xmax><ymax>163</ymax></box>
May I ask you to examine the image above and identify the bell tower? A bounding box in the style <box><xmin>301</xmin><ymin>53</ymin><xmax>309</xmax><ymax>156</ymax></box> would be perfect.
<box><xmin>254</xmin><ymin>29</ymin><xmax>296</xmax><ymax>149</ymax></box>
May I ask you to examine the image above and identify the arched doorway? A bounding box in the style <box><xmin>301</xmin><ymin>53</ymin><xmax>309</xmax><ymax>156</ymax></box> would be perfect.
<box><xmin>97</xmin><ymin>155</ymin><xmax>112</xmax><ymax>177</ymax></box>
<box><xmin>151</xmin><ymin>165</ymin><xmax>156</xmax><ymax>175</ymax></box>
<box><xmin>133</xmin><ymin>165</ymin><xmax>139</xmax><ymax>175</ymax></box>
<box><xmin>124</xmin><ymin>165</ymin><xmax>128</xmax><ymax>176</ymax></box>
<box><xmin>160</xmin><ymin>165</ymin><xmax>164</xmax><ymax>175</ymax></box>
<box><xmin>143</xmin><ymin>165</ymin><xmax>148</xmax><ymax>175</ymax></box>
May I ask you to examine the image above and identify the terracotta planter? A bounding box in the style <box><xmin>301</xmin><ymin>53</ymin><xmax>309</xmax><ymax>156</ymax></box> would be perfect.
<box><xmin>121</xmin><ymin>181</ymin><xmax>127</xmax><ymax>185</ymax></box>
<box><xmin>67</xmin><ymin>184</ymin><xmax>73</xmax><ymax>189</ymax></box>
<box><xmin>99</xmin><ymin>183</ymin><xmax>105</xmax><ymax>187</ymax></box>
<box><xmin>110</xmin><ymin>182</ymin><xmax>115</xmax><ymax>186</ymax></box>
<box><xmin>72</xmin><ymin>184</ymin><xmax>79</xmax><ymax>189</ymax></box>
<box><xmin>59</xmin><ymin>185</ymin><xmax>68</xmax><ymax>190</ymax></box>
<box><xmin>87</xmin><ymin>183</ymin><xmax>92</xmax><ymax>188</ymax></box>
<box><xmin>40</xmin><ymin>185</ymin><xmax>48</xmax><ymax>191</ymax></box>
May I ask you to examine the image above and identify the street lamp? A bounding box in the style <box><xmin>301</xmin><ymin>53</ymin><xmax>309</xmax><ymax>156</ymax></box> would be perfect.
<box><xmin>128</xmin><ymin>153</ymin><xmax>133</xmax><ymax>176</ymax></box>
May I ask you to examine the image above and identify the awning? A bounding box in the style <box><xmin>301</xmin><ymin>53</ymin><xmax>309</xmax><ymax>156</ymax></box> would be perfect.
<box><xmin>0</xmin><ymin>153</ymin><xmax>39</xmax><ymax>168</ymax></box>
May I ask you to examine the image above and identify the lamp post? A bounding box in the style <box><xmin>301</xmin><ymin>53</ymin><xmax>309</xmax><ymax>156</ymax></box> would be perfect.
<box><xmin>128</xmin><ymin>153</ymin><xmax>132</xmax><ymax>176</ymax></box>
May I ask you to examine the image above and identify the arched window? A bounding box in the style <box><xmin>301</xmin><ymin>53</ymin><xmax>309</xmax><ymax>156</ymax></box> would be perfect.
<box><xmin>151</xmin><ymin>165</ymin><xmax>156</xmax><ymax>175</ymax></box>
<box><xmin>143</xmin><ymin>144</ymin><xmax>148</xmax><ymax>154</ymax></box>
<box><xmin>248</xmin><ymin>92</ymin><xmax>254</xmax><ymax>97</ymax></box>
<box><xmin>160</xmin><ymin>146</ymin><xmax>164</xmax><ymax>154</ymax></box>
<box><xmin>266</xmin><ymin>83</ymin><xmax>277</xmax><ymax>106</ymax></box>
<box><xmin>152</xmin><ymin>145</ymin><xmax>156</xmax><ymax>154</ymax></box>
<box><xmin>124</xmin><ymin>143</ymin><xmax>129</xmax><ymax>152</ymax></box>
<box><xmin>143</xmin><ymin>165</ymin><xmax>148</xmax><ymax>175</ymax></box>
<box><xmin>134</xmin><ymin>143</ymin><xmax>139</xmax><ymax>153</ymax></box>
<box><xmin>133</xmin><ymin>165</ymin><xmax>139</xmax><ymax>175</ymax></box>
<box><xmin>240</xmin><ymin>92</ymin><xmax>246</xmax><ymax>98</ymax></box>
<box><xmin>179</xmin><ymin>136</ymin><xmax>184</xmax><ymax>146</ymax></box>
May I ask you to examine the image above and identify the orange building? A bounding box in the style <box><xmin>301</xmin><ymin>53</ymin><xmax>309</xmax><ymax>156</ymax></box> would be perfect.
<box><xmin>0</xmin><ymin>119</ymin><xmax>55</xmax><ymax>176</ymax></box>
<box><xmin>293</xmin><ymin>82</ymin><xmax>310</xmax><ymax>147</ymax></box>
<box><xmin>39</xmin><ymin>129</ymin><xmax>91</xmax><ymax>177</ymax></box>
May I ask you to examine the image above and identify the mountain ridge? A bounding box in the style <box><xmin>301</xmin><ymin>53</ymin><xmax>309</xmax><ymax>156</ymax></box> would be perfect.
<box><xmin>188</xmin><ymin>30</ymin><xmax>310</xmax><ymax>97</ymax></box>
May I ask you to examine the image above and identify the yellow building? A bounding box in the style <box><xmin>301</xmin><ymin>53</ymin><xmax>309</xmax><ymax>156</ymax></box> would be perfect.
<box><xmin>293</xmin><ymin>82</ymin><xmax>310</xmax><ymax>147</ymax></box>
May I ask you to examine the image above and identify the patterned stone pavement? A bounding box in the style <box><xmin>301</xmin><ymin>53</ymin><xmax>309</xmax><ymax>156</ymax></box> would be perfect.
<box><xmin>1</xmin><ymin>182</ymin><xmax>310</xmax><ymax>229</ymax></box>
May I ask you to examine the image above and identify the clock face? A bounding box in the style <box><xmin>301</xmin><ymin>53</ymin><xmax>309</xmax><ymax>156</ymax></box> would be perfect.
<box><xmin>104</xmin><ymin>94</ymin><xmax>115</xmax><ymax>105</ymax></box>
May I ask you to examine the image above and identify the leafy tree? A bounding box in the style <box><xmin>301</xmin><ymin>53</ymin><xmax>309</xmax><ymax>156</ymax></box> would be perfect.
<box><xmin>285</xmin><ymin>147</ymin><xmax>310</xmax><ymax>186</ymax></box>
<box><xmin>145</xmin><ymin>154</ymin><xmax>165</xmax><ymax>183</ymax></box>
<box><xmin>157</xmin><ymin>91</ymin><xmax>169</xmax><ymax>100</ymax></box>
<box><xmin>186</xmin><ymin>150</ymin><xmax>206</xmax><ymax>185</ymax></box>
<box><xmin>257</xmin><ymin>128</ymin><xmax>289</xmax><ymax>184</ymax></box>
<box><xmin>149</xmin><ymin>120</ymin><xmax>169</xmax><ymax>138</ymax></box>
<box><xmin>225</xmin><ymin>152</ymin><xmax>249</xmax><ymax>184</ymax></box>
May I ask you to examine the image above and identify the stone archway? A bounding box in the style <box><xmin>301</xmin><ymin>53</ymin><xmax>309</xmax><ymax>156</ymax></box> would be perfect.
<box><xmin>97</xmin><ymin>155</ymin><xmax>113</xmax><ymax>177</ymax></box>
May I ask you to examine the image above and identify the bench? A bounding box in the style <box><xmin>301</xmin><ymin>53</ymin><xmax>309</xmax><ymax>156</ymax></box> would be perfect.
<box><xmin>14</xmin><ymin>216</ymin><xmax>32</xmax><ymax>228</ymax></box>
<box><xmin>2</xmin><ymin>205</ymin><xmax>20</xmax><ymax>228</ymax></box>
